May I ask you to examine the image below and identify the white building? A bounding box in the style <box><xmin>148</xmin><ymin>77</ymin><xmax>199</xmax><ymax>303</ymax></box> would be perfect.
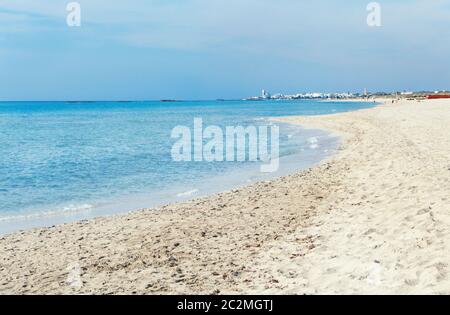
<box><xmin>261</xmin><ymin>89</ymin><xmax>271</xmax><ymax>99</ymax></box>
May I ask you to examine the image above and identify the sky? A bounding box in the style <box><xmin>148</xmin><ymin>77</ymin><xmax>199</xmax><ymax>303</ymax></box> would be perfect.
<box><xmin>1</xmin><ymin>0</ymin><xmax>450</xmax><ymax>101</ymax></box>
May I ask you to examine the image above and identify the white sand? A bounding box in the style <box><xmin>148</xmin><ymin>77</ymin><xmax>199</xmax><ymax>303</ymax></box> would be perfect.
<box><xmin>1</xmin><ymin>98</ymin><xmax>450</xmax><ymax>294</ymax></box>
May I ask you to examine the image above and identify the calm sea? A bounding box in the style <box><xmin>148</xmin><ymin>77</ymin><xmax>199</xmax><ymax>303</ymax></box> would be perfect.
<box><xmin>0</xmin><ymin>100</ymin><xmax>374</xmax><ymax>234</ymax></box>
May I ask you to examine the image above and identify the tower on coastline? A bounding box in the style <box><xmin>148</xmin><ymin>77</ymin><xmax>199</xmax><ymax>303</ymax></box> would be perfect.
<box><xmin>262</xmin><ymin>89</ymin><xmax>271</xmax><ymax>99</ymax></box>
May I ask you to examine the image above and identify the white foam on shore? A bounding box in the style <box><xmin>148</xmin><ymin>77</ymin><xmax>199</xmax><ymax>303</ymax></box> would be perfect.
<box><xmin>307</xmin><ymin>137</ymin><xmax>320</xmax><ymax>149</ymax></box>
<box><xmin>176</xmin><ymin>189</ymin><xmax>199</xmax><ymax>198</ymax></box>
<box><xmin>307</xmin><ymin>137</ymin><xmax>318</xmax><ymax>144</ymax></box>
<box><xmin>0</xmin><ymin>204</ymin><xmax>94</xmax><ymax>223</ymax></box>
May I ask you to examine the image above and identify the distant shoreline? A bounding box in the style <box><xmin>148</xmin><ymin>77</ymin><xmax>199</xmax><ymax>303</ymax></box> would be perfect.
<box><xmin>0</xmin><ymin>92</ymin><xmax>440</xmax><ymax>103</ymax></box>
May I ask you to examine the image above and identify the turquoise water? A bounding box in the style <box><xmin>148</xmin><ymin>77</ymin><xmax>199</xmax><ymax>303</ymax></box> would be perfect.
<box><xmin>0</xmin><ymin>100</ymin><xmax>374</xmax><ymax>234</ymax></box>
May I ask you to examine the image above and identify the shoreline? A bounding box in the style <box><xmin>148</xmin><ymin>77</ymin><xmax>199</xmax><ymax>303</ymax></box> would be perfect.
<box><xmin>2</xmin><ymin>98</ymin><xmax>450</xmax><ymax>294</ymax></box>
<box><xmin>0</xmin><ymin>113</ymin><xmax>348</xmax><ymax>236</ymax></box>
<box><xmin>0</xmin><ymin>141</ymin><xmax>335</xmax><ymax>236</ymax></box>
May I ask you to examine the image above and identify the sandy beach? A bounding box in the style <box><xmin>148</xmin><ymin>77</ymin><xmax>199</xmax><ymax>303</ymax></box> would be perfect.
<box><xmin>1</xmin><ymin>98</ymin><xmax>450</xmax><ymax>294</ymax></box>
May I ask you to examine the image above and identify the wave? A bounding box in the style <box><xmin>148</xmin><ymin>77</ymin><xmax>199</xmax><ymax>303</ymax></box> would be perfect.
<box><xmin>176</xmin><ymin>189</ymin><xmax>199</xmax><ymax>198</ymax></box>
<box><xmin>307</xmin><ymin>137</ymin><xmax>320</xmax><ymax>149</ymax></box>
<box><xmin>0</xmin><ymin>204</ymin><xmax>94</xmax><ymax>223</ymax></box>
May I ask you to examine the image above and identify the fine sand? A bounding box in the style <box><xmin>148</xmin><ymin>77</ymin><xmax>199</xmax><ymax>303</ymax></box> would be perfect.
<box><xmin>1</xmin><ymin>98</ymin><xmax>450</xmax><ymax>294</ymax></box>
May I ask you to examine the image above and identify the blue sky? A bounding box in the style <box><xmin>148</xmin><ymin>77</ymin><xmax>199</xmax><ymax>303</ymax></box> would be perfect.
<box><xmin>1</xmin><ymin>0</ymin><xmax>450</xmax><ymax>100</ymax></box>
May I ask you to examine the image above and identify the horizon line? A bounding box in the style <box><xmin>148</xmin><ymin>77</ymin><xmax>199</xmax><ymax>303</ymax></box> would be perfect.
<box><xmin>0</xmin><ymin>89</ymin><xmax>447</xmax><ymax>103</ymax></box>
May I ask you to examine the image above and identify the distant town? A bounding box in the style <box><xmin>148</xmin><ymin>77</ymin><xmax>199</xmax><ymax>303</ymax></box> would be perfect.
<box><xmin>243</xmin><ymin>89</ymin><xmax>450</xmax><ymax>101</ymax></box>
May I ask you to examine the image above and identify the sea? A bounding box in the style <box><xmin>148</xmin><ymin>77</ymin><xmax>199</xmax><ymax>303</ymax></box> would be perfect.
<box><xmin>0</xmin><ymin>99</ymin><xmax>375</xmax><ymax>234</ymax></box>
